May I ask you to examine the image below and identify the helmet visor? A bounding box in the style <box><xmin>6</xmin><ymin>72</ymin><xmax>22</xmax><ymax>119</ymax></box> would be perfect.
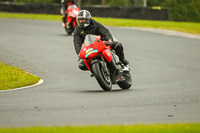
<box><xmin>78</xmin><ymin>18</ymin><xmax>87</xmax><ymax>23</ymax></box>
<box><xmin>77</xmin><ymin>18</ymin><xmax>90</xmax><ymax>28</ymax></box>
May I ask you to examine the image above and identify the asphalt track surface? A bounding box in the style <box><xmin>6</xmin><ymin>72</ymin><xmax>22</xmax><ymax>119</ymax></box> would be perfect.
<box><xmin>0</xmin><ymin>19</ymin><xmax>200</xmax><ymax>127</ymax></box>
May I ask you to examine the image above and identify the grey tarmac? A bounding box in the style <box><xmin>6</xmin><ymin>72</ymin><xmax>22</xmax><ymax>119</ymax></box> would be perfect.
<box><xmin>0</xmin><ymin>18</ymin><xmax>200</xmax><ymax>127</ymax></box>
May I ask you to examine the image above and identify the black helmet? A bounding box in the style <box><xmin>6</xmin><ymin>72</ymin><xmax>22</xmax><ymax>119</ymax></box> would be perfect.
<box><xmin>77</xmin><ymin>10</ymin><xmax>91</xmax><ymax>28</ymax></box>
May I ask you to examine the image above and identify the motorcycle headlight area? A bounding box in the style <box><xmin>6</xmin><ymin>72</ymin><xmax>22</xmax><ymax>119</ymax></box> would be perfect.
<box><xmin>85</xmin><ymin>49</ymin><xmax>98</xmax><ymax>58</ymax></box>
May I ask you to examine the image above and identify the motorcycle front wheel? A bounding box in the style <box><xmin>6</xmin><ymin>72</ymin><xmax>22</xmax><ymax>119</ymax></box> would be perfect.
<box><xmin>92</xmin><ymin>62</ymin><xmax>112</xmax><ymax>91</ymax></box>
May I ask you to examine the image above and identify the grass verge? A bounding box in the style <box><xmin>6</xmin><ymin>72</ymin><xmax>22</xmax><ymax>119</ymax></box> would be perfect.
<box><xmin>0</xmin><ymin>12</ymin><xmax>200</xmax><ymax>34</ymax></box>
<box><xmin>0</xmin><ymin>124</ymin><xmax>200</xmax><ymax>133</ymax></box>
<box><xmin>0</xmin><ymin>63</ymin><xmax>40</xmax><ymax>91</ymax></box>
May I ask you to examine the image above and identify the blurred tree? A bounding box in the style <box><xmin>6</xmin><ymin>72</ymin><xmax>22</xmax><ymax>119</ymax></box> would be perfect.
<box><xmin>147</xmin><ymin>0</ymin><xmax>166</xmax><ymax>6</ymax></box>
<box><xmin>17</xmin><ymin>0</ymin><xmax>53</xmax><ymax>3</ymax></box>
<box><xmin>0</xmin><ymin>0</ymin><xmax>13</xmax><ymax>2</ymax></box>
<box><xmin>105</xmin><ymin>0</ymin><xmax>148</xmax><ymax>7</ymax></box>
<box><xmin>82</xmin><ymin>0</ymin><xmax>101</xmax><ymax>5</ymax></box>
<box><xmin>164</xmin><ymin>0</ymin><xmax>200</xmax><ymax>22</ymax></box>
<box><xmin>0</xmin><ymin>0</ymin><xmax>199</xmax><ymax>22</ymax></box>
<box><xmin>102</xmin><ymin>0</ymin><xmax>105</xmax><ymax>5</ymax></box>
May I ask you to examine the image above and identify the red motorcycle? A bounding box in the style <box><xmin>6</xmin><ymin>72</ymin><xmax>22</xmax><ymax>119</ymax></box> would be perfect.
<box><xmin>80</xmin><ymin>35</ymin><xmax>132</xmax><ymax>91</ymax></box>
<box><xmin>64</xmin><ymin>4</ymin><xmax>80</xmax><ymax>35</ymax></box>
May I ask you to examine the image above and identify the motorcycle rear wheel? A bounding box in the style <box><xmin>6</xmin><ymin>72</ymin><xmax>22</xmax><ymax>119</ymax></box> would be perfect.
<box><xmin>118</xmin><ymin>71</ymin><xmax>132</xmax><ymax>89</ymax></box>
<box><xmin>65</xmin><ymin>27</ymin><xmax>73</xmax><ymax>35</ymax></box>
<box><xmin>92</xmin><ymin>62</ymin><xmax>112</xmax><ymax>91</ymax></box>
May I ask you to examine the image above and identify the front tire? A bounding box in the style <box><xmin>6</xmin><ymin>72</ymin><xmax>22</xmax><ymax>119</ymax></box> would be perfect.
<box><xmin>92</xmin><ymin>62</ymin><xmax>112</xmax><ymax>91</ymax></box>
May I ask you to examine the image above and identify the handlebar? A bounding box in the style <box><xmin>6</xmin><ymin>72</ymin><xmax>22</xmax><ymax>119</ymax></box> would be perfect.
<box><xmin>103</xmin><ymin>41</ymin><xmax>112</xmax><ymax>46</ymax></box>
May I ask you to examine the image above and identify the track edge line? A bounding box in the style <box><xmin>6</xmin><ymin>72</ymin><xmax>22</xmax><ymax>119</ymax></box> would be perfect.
<box><xmin>0</xmin><ymin>79</ymin><xmax>44</xmax><ymax>93</ymax></box>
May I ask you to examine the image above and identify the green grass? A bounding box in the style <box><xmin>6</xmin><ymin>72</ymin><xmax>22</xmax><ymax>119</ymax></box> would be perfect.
<box><xmin>0</xmin><ymin>12</ymin><xmax>200</xmax><ymax>34</ymax></box>
<box><xmin>94</xmin><ymin>17</ymin><xmax>200</xmax><ymax>35</ymax></box>
<box><xmin>0</xmin><ymin>124</ymin><xmax>200</xmax><ymax>133</ymax></box>
<box><xmin>0</xmin><ymin>63</ymin><xmax>40</xmax><ymax>90</ymax></box>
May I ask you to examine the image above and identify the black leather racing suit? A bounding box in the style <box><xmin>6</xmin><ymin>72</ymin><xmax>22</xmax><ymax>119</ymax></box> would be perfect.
<box><xmin>73</xmin><ymin>19</ymin><xmax>126</xmax><ymax>70</ymax></box>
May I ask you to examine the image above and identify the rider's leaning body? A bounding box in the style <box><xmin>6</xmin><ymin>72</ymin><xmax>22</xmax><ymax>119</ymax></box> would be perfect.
<box><xmin>74</xmin><ymin>18</ymin><xmax>113</xmax><ymax>55</ymax></box>
<box><xmin>73</xmin><ymin>10</ymin><xmax>129</xmax><ymax>70</ymax></box>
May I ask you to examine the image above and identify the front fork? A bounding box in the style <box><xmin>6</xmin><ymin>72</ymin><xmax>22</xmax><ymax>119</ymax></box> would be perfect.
<box><xmin>91</xmin><ymin>58</ymin><xmax>109</xmax><ymax>76</ymax></box>
<box><xmin>101</xmin><ymin>53</ymin><xmax>119</xmax><ymax>84</ymax></box>
<box><xmin>87</xmin><ymin>52</ymin><xmax>119</xmax><ymax>84</ymax></box>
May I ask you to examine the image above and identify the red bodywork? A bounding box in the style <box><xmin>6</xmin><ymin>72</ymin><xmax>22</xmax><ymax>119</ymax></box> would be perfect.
<box><xmin>80</xmin><ymin>36</ymin><xmax>112</xmax><ymax>71</ymax></box>
<box><xmin>66</xmin><ymin>5</ymin><xmax>80</xmax><ymax>27</ymax></box>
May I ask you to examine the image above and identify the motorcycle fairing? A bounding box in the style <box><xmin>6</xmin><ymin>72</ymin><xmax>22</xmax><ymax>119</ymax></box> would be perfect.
<box><xmin>80</xmin><ymin>35</ymin><xmax>112</xmax><ymax>70</ymax></box>
<box><xmin>80</xmin><ymin>36</ymin><xmax>106</xmax><ymax>59</ymax></box>
<box><xmin>102</xmin><ymin>48</ymin><xmax>112</xmax><ymax>63</ymax></box>
<box><xmin>83</xmin><ymin>59</ymin><xmax>92</xmax><ymax>71</ymax></box>
<box><xmin>85</xmin><ymin>49</ymin><xmax>98</xmax><ymax>58</ymax></box>
<box><xmin>66</xmin><ymin>4</ymin><xmax>80</xmax><ymax>25</ymax></box>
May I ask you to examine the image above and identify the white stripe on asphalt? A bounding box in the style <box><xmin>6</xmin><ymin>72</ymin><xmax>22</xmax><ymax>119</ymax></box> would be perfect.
<box><xmin>0</xmin><ymin>79</ymin><xmax>44</xmax><ymax>93</ymax></box>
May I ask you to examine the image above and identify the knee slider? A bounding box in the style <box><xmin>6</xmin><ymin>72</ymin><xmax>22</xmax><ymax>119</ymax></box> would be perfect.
<box><xmin>113</xmin><ymin>42</ymin><xmax>123</xmax><ymax>51</ymax></box>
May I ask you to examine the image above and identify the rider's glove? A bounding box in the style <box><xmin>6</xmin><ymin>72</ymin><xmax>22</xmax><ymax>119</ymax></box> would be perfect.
<box><xmin>103</xmin><ymin>40</ymin><xmax>113</xmax><ymax>46</ymax></box>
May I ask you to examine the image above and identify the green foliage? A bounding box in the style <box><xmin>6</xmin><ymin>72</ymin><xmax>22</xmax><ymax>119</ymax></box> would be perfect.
<box><xmin>0</xmin><ymin>0</ymin><xmax>60</xmax><ymax>3</ymax></box>
<box><xmin>106</xmin><ymin>0</ymin><xmax>138</xmax><ymax>7</ymax></box>
<box><xmin>147</xmin><ymin>0</ymin><xmax>166</xmax><ymax>6</ymax></box>
<box><xmin>106</xmin><ymin>0</ymin><xmax>128</xmax><ymax>7</ymax></box>
<box><xmin>106</xmin><ymin>0</ymin><xmax>200</xmax><ymax>22</ymax></box>
<box><xmin>164</xmin><ymin>0</ymin><xmax>200</xmax><ymax>22</ymax></box>
<box><xmin>0</xmin><ymin>0</ymin><xmax>200</xmax><ymax>22</ymax></box>
<box><xmin>0</xmin><ymin>0</ymin><xmax>12</xmax><ymax>2</ymax></box>
<box><xmin>17</xmin><ymin>0</ymin><xmax>53</xmax><ymax>4</ymax></box>
<box><xmin>81</xmin><ymin>0</ymin><xmax>101</xmax><ymax>5</ymax></box>
<box><xmin>146</xmin><ymin>0</ymin><xmax>200</xmax><ymax>22</ymax></box>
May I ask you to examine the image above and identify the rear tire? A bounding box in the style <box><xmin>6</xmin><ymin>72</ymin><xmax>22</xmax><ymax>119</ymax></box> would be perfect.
<box><xmin>65</xmin><ymin>27</ymin><xmax>72</xmax><ymax>35</ymax></box>
<box><xmin>64</xmin><ymin>22</ymin><xmax>74</xmax><ymax>35</ymax></box>
<box><xmin>118</xmin><ymin>71</ymin><xmax>132</xmax><ymax>89</ymax></box>
<box><xmin>92</xmin><ymin>62</ymin><xmax>112</xmax><ymax>91</ymax></box>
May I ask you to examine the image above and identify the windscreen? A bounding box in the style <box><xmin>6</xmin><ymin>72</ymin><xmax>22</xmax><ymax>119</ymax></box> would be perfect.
<box><xmin>68</xmin><ymin>5</ymin><xmax>77</xmax><ymax>9</ymax></box>
<box><xmin>84</xmin><ymin>35</ymin><xmax>98</xmax><ymax>46</ymax></box>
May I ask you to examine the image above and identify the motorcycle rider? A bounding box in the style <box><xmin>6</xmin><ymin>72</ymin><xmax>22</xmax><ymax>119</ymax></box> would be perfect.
<box><xmin>61</xmin><ymin>0</ymin><xmax>79</xmax><ymax>27</ymax></box>
<box><xmin>74</xmin><ymin>10</ymin><xmax>129</xmax><ymax>70</ymax></box>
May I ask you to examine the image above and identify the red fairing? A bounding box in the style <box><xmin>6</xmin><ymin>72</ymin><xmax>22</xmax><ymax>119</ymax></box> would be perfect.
<box><xmin>80</xmin><ymin>44</ymin><xmax>87</xmax><ymax>59</ymax></box>
<box><xmin>67</xmin><ymin>3</ymin><xmax>72</xmax><ymax>6</ymax></box>
<box><xmin>102</xmin><ymin>48</ymin><xmax>112</xmax><ymax>63</ymax></box>
<box><xmin>80</xmin><ymin>35</ymin><xmax>112</xmax><ymax>70</ymax></box>
<box><xmin>80</xmin><ymin>38</ymin><xmax>106</xmax><ymax>59</ymax></box>
<box><xmin>83</xmin><ymin>59</ymin><xmax>92</xmax><ymax>71</ymax></box>
<box><xmin>66</xmin><ymin>5</ymin><xmax>80</xmax><ymax>25</ymax></box>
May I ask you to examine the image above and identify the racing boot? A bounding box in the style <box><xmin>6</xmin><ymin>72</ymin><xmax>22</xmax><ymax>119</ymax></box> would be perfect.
<box><xmin>121</xmin><ymin>58</ymin><xmax>129</xmax><ymax>66</ymax></box>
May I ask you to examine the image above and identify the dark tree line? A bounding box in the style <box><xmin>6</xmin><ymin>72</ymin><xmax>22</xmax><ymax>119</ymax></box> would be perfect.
<box><xmin>0</xmin><ymin>0</ymin><xmax>200</xmax><ymax>22</ymax></box>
